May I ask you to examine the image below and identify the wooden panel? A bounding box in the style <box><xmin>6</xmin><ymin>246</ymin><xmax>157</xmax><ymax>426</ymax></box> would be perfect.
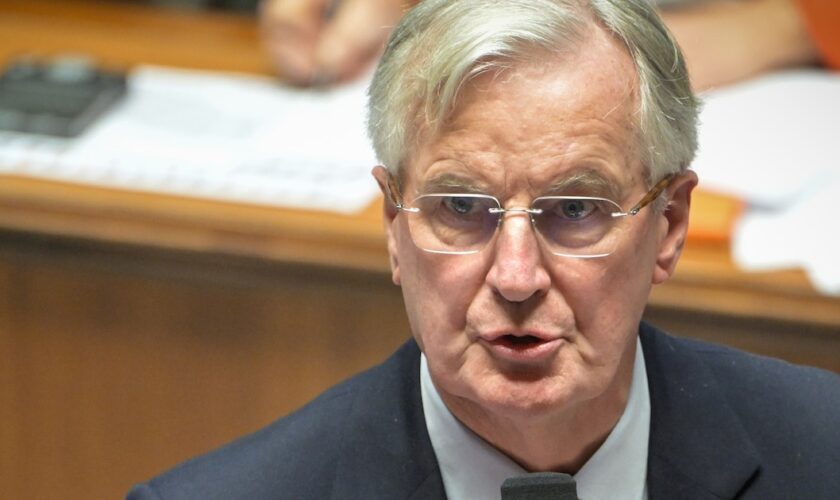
<box><xmin>0</xmin><ymin>232</ymin><xmax>409</xmax><ymax>500</ymax></box>
<box><xmin>644</xmin><ymin>306</ymin><xmax>840</xmax><ymax>374</ymax></box>
<box><xmin>0</xmin><ymin>260</ymin><xmax>16</xmax><ymax>493</ymax></box>
<box><xmin>0</xmin><ymin>176</ymin><xmax>391</xmax><ymax>273</ymax></box>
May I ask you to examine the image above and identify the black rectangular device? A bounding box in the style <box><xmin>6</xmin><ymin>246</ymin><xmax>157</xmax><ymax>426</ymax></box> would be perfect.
<box><xmin>0</xmin><ymin>57</ymin><xmax>128</xmax><ymax>138</ymax></box>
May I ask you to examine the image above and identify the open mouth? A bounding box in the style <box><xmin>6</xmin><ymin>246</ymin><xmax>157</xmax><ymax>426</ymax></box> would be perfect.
<box><xmin>481</xmin><ymin>333</ymin><xmax>563</xmax><ymax>362</ymax></box>
<box><xmin>496</xmin><ymin>334</ymin><xmax>543</xmax><ymax>347</ymax></box>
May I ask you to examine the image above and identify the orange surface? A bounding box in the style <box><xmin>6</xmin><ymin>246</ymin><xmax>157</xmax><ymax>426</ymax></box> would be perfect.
<box><xmin>687</xmin><ymin>190</ymin><xmax>744</xmax><ymax>244</ymax></box>
<box><xmin>796</xmin><ymin>0</ymin><xmax>840</xmax><ymax>69</ymax></box>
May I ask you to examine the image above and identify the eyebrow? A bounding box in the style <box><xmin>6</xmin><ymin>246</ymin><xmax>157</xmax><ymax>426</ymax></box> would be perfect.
<box><xmin>417</xmin><ymin>173</ymin><xmax>490</xmax><ymax>195</ymax></box>
<box><xmin>543</xmin><ymin>170</ymin><xmax>622</xmax><ymax>201</ymax></box>
<box><xmin>415</xmin><ymin>169</ymin><xmax>624</xmax><ymax>200</ymax></box>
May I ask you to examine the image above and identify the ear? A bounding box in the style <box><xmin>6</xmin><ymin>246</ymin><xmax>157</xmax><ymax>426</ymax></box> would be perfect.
<box><xmin>372</xmin><ymin>166</ymin><xmax>402</xmax><ymax>286</ymax></box>
<box><xmin>652</xmin><ymin>170</ymin><xmax>698</xmax><ymax>284</ymax></box>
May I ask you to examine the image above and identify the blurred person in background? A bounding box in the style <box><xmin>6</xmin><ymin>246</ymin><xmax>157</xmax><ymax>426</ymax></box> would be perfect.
<box><xmin>258</xmin><ymin>0</ymin><xmax>839</xmax><ymax>89</ymax></box>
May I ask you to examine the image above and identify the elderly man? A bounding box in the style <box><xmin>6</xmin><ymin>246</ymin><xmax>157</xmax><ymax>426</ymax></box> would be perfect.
<box><xmin>129</xmin><ymin>0</ymin><xmax>840</xmax><ymax>498</ymax></box>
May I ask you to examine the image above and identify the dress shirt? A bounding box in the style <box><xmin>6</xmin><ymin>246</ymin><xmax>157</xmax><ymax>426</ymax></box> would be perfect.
<box><xmin>421</xmin><ymin>337</ymin><xmax>650</xmax><ymax>500</ymax></box>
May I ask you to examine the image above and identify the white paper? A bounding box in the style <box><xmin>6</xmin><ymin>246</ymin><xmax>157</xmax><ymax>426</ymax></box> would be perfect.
<box><xmin>693</xmin><ymin>70</ymin><xmax>840</xmax><ymax>207</ymax></box>
<box><xmin>0</xmin><ymin>65</ymin><xmax>380</xmax><ymax>214</ymax></box>
<box><xmin>733</xmin><ymin>174</ymin><xmax>840</xmax><ymax>296</ymax></box>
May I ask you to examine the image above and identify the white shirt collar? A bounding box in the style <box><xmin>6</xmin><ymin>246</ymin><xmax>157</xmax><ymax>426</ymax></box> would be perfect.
<box><xmin>421</xmin><ymin>337</ymin><xmax>650</xmax><ymax>500</ymax></box>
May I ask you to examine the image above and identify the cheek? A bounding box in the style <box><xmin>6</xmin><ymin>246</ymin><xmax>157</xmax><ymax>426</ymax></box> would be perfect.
<box><xmin>555</xmin><ymin>223</ymin><xmax>657</xmax><ymax>347</ymax></box>
<box><xmin>603</xmin><ymin>223</ymin><xmax>658</xmax><ymax>322</ymax></box>
<box><xmin>395</xmin><ymin>225</ymin><xmax>488</xmax><ymax>351</ymax></box>
<box><xmin>550</xmin><ymin>262</ymin><xmax>615</xmax><ymax>337</ymax></box>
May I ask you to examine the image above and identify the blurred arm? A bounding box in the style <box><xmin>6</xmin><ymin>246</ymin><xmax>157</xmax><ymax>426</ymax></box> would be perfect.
<box><xmin>259</xmin><ymin>0</ymin><xmax>416</xmax><ymax>86</ymax></box>
<box><xmin>660</xmin><ymin>0</ymin><xmax>819</xmax><ymax>91</ymax></box>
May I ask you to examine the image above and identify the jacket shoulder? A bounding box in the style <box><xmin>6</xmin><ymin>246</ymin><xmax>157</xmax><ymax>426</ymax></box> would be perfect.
<box><xmin>681</xmin><ymin>335</ymin><xmax>840</xmax><ymax>457</ymax></box>
<box><xmin>128</xmin><ymin>340</ymin><xmax>423</xmax><ymax>500</ymax></box>
<box><xmin>661</xmin><ymin>330</ymin><xmax>840</xmax><ymax>422</ymax></box>
<box><xmin>641</xmin><ymin>323</ymin><xmax>840</xmax><ymax>488</ymax></box>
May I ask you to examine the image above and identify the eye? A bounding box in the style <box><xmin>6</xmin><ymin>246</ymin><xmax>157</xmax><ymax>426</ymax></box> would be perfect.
<box><xmin>559</xmin><ymin>198</ymin><xmax>596</xmax><ymax>219</ymax></box>
<box><xmin>443</xmin><ymin>196</ymin><xmax>478</xmax><ymax>215</ymax></box>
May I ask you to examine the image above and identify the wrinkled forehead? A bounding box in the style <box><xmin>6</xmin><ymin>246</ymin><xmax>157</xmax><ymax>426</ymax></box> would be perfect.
<box><xmin>402</xmin><ymin>24</ymin><xmax>643</xmax><ymax>197</ymax></box>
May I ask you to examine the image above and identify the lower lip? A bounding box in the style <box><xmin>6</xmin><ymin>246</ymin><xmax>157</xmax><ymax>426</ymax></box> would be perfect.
<box><xmin>480</xmin><ymin>336</ymin><xmax>565</xmax><ymax>364</ymax></box>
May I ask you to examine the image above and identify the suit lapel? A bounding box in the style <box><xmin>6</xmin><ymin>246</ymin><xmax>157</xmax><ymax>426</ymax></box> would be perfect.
<box><xmin>330</xmin><ymin>340</ymin><xmax>447</xmax><ymax>500</ymax></box>
<box><xmin>640</xmin><ymin>323</ymin><xmax>761</xmax><ymax>499</ymax></box>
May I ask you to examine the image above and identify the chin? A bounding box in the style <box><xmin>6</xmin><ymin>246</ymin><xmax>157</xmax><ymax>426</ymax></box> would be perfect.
<box><xmin>471</xmin><ymin>370</ymin><xmax>595</xmax><ymax>419</ymax></box>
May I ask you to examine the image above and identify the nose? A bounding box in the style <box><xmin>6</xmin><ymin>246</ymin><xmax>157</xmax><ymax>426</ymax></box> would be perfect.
<box><xmin>485</xmin><ymin>211</ymin><xmax>551</xmax><ymax>303</ymax></box>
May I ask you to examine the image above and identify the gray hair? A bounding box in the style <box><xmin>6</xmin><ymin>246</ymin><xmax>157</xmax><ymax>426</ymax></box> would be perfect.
<box><xmin>366</xmin><ymin>0</ymin><xmax>698</xmax><ymax>185</ymax></box>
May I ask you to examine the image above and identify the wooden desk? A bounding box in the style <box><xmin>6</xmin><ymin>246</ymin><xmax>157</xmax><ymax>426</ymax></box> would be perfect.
<box><xmin>1</xmin><ymin>1</ymin><xmax>838</xmax><ymax>499</ymax></box>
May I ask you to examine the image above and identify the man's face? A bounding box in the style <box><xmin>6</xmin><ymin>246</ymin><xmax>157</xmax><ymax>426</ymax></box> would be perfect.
<box><xmin>377</xmin><ymin>27</ymin><xmax>694</xmax><ymax>426</ymax></box>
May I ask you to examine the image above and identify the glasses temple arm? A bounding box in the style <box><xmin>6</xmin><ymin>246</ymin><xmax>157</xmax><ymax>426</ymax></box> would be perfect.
<box><xmin>627</xmin><ymin>173</ymin><xmax>676</xmax><ymax>215</ymax></box>
<box><xmin>385</xmin><ymin>173</ymin><xmax>405</xmax><ymax>209</ymax></box>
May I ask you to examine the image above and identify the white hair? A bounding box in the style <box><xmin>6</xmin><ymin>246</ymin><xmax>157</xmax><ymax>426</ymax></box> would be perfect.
<box><xmin>366</xmin><ymin>0</ymin><xmax>698</xmax><ymax>185</ymax></box>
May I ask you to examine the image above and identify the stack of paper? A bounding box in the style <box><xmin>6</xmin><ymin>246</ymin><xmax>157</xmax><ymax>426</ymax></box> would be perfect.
<box><xmin>0</xmin><ymin>66</ymin><xmax>380</xmax><ymax>214</ymax></box>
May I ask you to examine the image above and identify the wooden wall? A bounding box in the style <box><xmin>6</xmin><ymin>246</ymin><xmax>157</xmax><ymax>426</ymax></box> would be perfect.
<box><xmin>0</xmin><ymin>230</ymin><xmax>409</xmax><ymax>500</ymax></box>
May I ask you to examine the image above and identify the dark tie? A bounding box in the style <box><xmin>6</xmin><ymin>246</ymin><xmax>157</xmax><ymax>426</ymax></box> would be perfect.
<box><xmin>500</xmin><ymin>472</ymin><xmax>579</xmax><ymax>500</ymax></box>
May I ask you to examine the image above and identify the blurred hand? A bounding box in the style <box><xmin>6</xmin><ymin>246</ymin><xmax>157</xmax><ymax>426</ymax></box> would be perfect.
<box><xmin>260</xmin><ymin>0</ymin><xmax>411</xmax><ymax>86</ymax></box>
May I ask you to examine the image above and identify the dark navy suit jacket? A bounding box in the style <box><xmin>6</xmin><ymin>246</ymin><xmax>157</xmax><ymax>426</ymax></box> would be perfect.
<box><xmin>128</xmin><ymin>322</ymin><xmax>840</xmax><ymax>499</ymax></box>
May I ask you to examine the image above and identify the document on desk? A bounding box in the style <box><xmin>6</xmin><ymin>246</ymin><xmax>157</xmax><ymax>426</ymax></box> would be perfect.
<box><xmin>693</xmin><ymin>70</ymin><xmax>840</xmax><ymax>295</ymax></box>
<box><xmin>693</xmin><ymin>70</ymin><xmax>840</xmax><ymax>207</ymax></box>
<box><xmin>0</xmin><ymin>66</ymin><xmax>380</xmax><ymax>214</ymax></box>
<box><xmin>733</xmin><ymin>174</ymin><xmax>840</xmax><ymax>295</ymax></box>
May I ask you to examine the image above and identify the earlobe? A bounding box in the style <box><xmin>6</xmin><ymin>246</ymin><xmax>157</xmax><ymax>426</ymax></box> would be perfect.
<box><xmin>652</xmin><ymin>170</ymin><xmax>698</xmax><ymax>284</ymax></box>
<box><xmin>372</xmin><ymin>166</ymin><xmax>402</xmax><ymax>285</ymax></box>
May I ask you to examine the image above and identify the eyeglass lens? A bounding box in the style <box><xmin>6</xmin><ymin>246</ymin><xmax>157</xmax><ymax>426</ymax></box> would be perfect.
<box><xmin>405</xmin><ymin>194</ymin><xmax>625</xmax><ymax>257</ymax></box>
